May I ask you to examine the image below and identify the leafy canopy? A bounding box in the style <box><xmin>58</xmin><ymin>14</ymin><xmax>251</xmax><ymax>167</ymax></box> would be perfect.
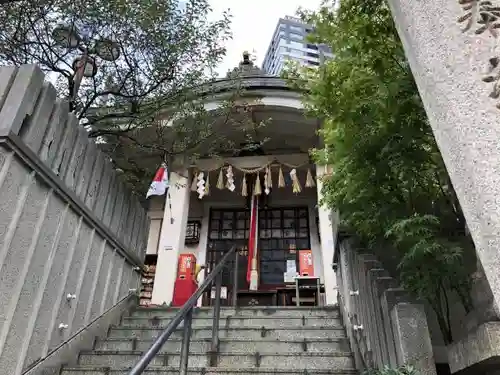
<box><xmin>0</xmin><ymin>0</ymin><xmax>231</xmax><ymax>116</ymax></box>
<box><xmin>0</xmin><ymin>0</ymin><xmax>271</xmax><ymax>192</ymax></box>
<box><xmin>287</xmin><ymin>0</ymin><xmax>474</xmax><ymax>343</ymax></box>
<box><xmin>364</xmin><ymin>365</ymin><xmax>420</xmax><ymax>375</ymax></box>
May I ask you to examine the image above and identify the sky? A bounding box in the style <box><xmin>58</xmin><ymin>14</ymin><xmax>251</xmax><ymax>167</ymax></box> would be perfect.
<box><xmin>208</xmin><ymin>0</ymin><xmax>323</xmax><ymax>76</ymax></box>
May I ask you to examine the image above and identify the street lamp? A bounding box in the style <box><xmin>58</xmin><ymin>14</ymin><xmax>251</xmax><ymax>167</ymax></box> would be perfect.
<box><xmin>52</xmin><ymin>24</ymin><xmax>121</xmax><ymax>107</ymax></box>
<box><xmin>94</xmin><ymin>39</ymin><xmax>121</xmax><ymax>61</ymax></box>
<box><xmin>52</xmin><ymin>25</ymin><xmax>80</xmax><ymax>49</ymax></box>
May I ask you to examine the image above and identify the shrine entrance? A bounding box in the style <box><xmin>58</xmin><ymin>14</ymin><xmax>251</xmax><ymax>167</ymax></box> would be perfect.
<box><xmin>204</xmin><ymin>207</ymin><xmax>311</xmax><ymax>306</ymax></box>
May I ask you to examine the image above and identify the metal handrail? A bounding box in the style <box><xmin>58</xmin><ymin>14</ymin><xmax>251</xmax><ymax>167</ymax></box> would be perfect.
<box><xmin>127</xmin><ymin>245</ymin><xmax>237</xmax><ymax>375</ymax></box>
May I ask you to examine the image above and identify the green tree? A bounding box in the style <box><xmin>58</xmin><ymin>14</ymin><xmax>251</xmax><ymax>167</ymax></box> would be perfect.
<box><xmin>287</xmin><ymin>0</ymin><xmax>474</xmax><ymax>343</ymax></box>
<box><xmin>0</xmin><ymin>0</ymin><xmax>268</xmax><ymax>192</ymax></box>
<box><xmin>0</xmin><ymin>0</ymin><xmax>230</xmax><ymax>117</ymax></box>
<box><xmin>364</xmin><ymin>365</ymin><xmax>419</xmax><ymax>375</ymax></box>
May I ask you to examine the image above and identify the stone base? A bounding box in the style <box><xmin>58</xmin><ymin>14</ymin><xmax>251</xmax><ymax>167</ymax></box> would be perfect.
<box><xmin>448</xmin><ymin>322</ymin><xmax>500</xmax><ymax>374</ymax></box>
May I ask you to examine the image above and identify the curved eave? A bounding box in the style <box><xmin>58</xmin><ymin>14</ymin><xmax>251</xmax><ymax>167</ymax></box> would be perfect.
<box><xmin>198</xmin><ymin>76</ymin><xmax>301</xmax><ymax>97</ymax></box>
<box><xmin>86</xmin><ymin>76</ymin><xmax>304</xmax><ymax>121</ymax></box>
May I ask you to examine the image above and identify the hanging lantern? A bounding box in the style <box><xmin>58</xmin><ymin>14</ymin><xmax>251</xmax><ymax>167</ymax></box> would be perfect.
<box><xmin>52</xmin><ymin>24</ymin><xmax>80</xmax><ymax>49</ymax></box>
<box><xmin>95</xmin><ymin>39</ymin><xmax>121</xmax><ymax>61</ymax></box>
<box><xmin>72</xmin><ymin>56</ymin><xmax>98</xmax><ymax>77</ymax></box>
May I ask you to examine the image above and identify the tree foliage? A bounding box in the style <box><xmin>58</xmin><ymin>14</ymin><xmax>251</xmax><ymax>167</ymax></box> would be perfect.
<box><xmin>287</xmin><ymin>0</ymin><xmax>474</xmax><ymax>343</ymax></box>
<box><xmin>0</xmin><ymin>0</ymin><xmax>269</xmax><ymax>192</ymax></box>
<box><xmin>0</xmin><ymin>0</ymin><xmax>230</xmax><ymax>116</ymax></box>
<box><xmin>364</xmin><ymin>365</ymin><xmax>419</xmax><ymax>375</ymax></box>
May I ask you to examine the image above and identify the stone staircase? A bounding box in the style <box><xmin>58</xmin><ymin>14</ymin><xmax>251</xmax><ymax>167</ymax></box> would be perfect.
<box><xmin>61</xmin><ymin>306</ymin><xmax>357</xmax><ymax>375</ymax></box>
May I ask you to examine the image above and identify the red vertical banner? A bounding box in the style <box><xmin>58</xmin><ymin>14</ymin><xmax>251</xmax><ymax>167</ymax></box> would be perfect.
<box><xmin>299</xmin><ymin>250</ymin><xmax>314</xmax><ymax>276</ymax></box>
<box><xmin>246</xmin><ymin>195</ymin><xmax>259</xmax><ymax>284</ymax></box>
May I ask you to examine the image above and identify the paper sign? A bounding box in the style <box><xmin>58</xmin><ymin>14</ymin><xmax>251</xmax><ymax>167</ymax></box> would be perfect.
<box><xmin>284</xmin><ymin>272</ymin><xmax>297</xmax><ymax>283</ymax></box>
<box><xmin>286</xmin><ymin>259</ymin><xmax>297</xmax><ymax>274</ymax></box>
<box><xmin>211</xmin><ymin>286</ymin><xmax>227</xmax><ymax>299</ymax></box>
<box><xmin>299</xmin><ymin>250</ymin><xmax>314</xmax><ymax>276</ymax></box>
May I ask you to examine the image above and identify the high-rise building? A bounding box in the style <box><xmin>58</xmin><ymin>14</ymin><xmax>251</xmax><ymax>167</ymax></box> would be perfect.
<box><xmin>177</xmin><ymin>0</ymin><xmax>187</xmax><ymax>12</ymax></box>
<box><xmin>262</xmin><ymin>16</ymin><xmax>333</xmax><ymax>76</ymax></box>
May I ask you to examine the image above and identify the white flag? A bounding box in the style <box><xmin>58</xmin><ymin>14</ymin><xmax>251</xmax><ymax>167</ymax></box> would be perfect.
<box><xmin>146</xmin><ymin>163</ymin><xmax>169</xmax><ymax>198</ymax></box>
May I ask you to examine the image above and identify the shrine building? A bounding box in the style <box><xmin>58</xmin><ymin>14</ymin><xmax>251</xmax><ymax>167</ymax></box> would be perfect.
<box><xmin>141</xmin><ymin>53</ymin><xmax>339</xmax><ymax>308</ymax></box>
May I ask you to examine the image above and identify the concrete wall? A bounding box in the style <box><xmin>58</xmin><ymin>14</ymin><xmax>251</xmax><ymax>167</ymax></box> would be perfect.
<box><xmin>0</xmin><ymin>65</ymin><xmax>148</xmax><ymax>374</ymax></box>
<box><xmin>386</xmin><ymin>1</ymin><xmax>500</xmax><ymax>372</ymax></box>
<box><xmin>336</xmin><ymin>238</ymin><xmax>436</xmax><ymax>375</ymax></box>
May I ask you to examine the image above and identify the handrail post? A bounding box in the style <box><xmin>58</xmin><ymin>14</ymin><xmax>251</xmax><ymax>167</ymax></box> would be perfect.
<box><xmin>210</xmin><ymin>270</ymin><xmax>222</xmax><ymax>363</ymax></box>
<box><xmin>127</xmin><ymin>246</ymin><xmax>236</xmax><ymax>375</ymax></box>
<box><xmin>232</xmin><ymin>250</ymin><xmax>238</xmax><ymax>307</ymax></box>
<box><xmin>179</xmin><ymin>307</ymin><xmax>193</xmax><ymax>375</ymax></box>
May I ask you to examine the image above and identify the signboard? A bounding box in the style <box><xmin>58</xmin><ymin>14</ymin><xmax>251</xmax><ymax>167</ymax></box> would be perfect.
<box><xmin>284</xmin><ymin>259</ymin><xmax>298</xmax><ymax>283</ymax></box>
<box><xmin>298</xmin><ymin>250</ymin><xmax>314</xmax><ymax>276</ymax></box>
<box><xmin>177</xmin><ymin>253</ymin><xmax>196</xmax><ymax>280</ymax></box>
<box><xmin>211</xmin><ymin>286</ymin><xmax>227</xmax><ymax>300</ymax></box>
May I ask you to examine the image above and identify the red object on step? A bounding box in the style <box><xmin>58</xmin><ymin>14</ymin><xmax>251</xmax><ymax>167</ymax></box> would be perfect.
<box><xmin>172</xmin><ymin>279</ymin><xmax>198</xmax><ymax>307</ymax></box>
<box><xmin>172</xmin><ymin>254</ymin><xmax>198</xmax><ymax>307</ymax></box>
<box><xmin>177</xmin><ymin>253</ymin><xmax>197</xmax><ymax>281</ymax></box>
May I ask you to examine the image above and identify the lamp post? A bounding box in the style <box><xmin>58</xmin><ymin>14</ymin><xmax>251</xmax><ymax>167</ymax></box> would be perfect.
<box><xmin>52</xmin><ymin>24</ymin><xmax>121</xmax><ymax>107</ymax></box>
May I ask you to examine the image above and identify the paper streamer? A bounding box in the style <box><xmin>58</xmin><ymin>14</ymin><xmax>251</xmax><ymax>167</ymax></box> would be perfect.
<box><xmin>278</xmin><ymin>166</ymin><xmax>285</xmax><ymax>188</ymax></box>
<box><xmin>217</xmin><ymin>168</ymin><xmax>224</xmax><ymax>189</ymax></box>
<box><xmin>305</xmin><ymin>168</ymin><xmax>316</xmax><ymax>188</ymax></box>
<box><xmin>205</xmin><ymin>171</ymin><xmax>210</xmax><ymax>195</ymax></box>
<box><xmin>226</xmin><ymin>165</ymin><xmax>235</xmax><ymax>192</ymax></box>
<box><xmin>264</xmin><ymin>167</ymin><xmax>270</xmax><ymax>195</ymax></box>
<box><xmin>290</xmin><ymin>168</ymin><xmax>302</xmax><ymax>194</ymax></box>
<box><xmin>267</xmin><ymin>166</ymin><xmax>273</xmax><ymax>188</ymax></box>
<box><xmin>191</xmin><ymin>171</ymin><xmax>198</xmax><ymax>191</ymax></box>
<box><xmin>241</xmin><ymin>174</ymin><xmax>248</xmax><ymax>197</ymax></box>
<box><xmin>196</xmin><ymin>172</ymin><xmax>205</xmax><ymax>199</ymax></box>
<box><xmin>254</xmin><ymin>173</ymin><xmax>262</xmax><ymax>196</ymax></box>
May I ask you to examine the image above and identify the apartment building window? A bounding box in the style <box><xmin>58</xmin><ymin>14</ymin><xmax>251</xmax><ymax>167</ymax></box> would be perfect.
<box><xmin>308</xmin><ymin>60</ymin><xmax>320</xmax><ymax>66</ymax></box>
<box><xmin>289</xmin><ymin>49</ymin><xmax>305</xmax><ymax>57</ymax></box>
<box><xmin>306</xmin><ymin>44</ymin><xmax>318</xmax><ymax>50</ymax></box>
<box><xmin>290</xmin><ymin>25</ymin><xmax>303</xmax><ymax>34</ymax></box>
<box><xmin>307</xmin><ymin>52</ymin><xmax>319</xmax><ymax>58</ymax></box>
<box><xmin>289</xmin><ymin>40</ymin><xmax>303</xmax><ymax>49</ymax></box>
<box><xmin>278</xmin><ymin>37</ymin><xmax>288</xmax><ymax>47</ymax></box>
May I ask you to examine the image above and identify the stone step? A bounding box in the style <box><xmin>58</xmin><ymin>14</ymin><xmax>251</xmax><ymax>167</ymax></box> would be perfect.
<box><xmin>108</xmin><ymin>326</ymin><xmax>347</xmax><ymax>341</ymax></box>
<box><xmin>78</xmin><ymin>351</ymin><xmax>355</xmax><ymax>370</ymax></box>
<box><xmin>95</xmin><ymin>338</ymin><xmax>351</xmax><ymax>354</ymax></box>
<box><xmin>61</xmin><ymin>366</ymin><xmax>358</xmax><ymax>375</ymax></box>
<box><xmin>120</xmin><ymin>316</ymin><xmax>342</xmax><ymax>329</ymax></box>
<box><xmin>129</xmin><ymin>306</ymin><xmax>340</xmax><ymax>319</ymax></box>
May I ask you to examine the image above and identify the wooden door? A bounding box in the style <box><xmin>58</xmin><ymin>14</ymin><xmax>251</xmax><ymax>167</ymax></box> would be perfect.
<box><xmin>205</xmin><ymin>209</ymin><xmax>250</xmax><ymax>306</ymax></box>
